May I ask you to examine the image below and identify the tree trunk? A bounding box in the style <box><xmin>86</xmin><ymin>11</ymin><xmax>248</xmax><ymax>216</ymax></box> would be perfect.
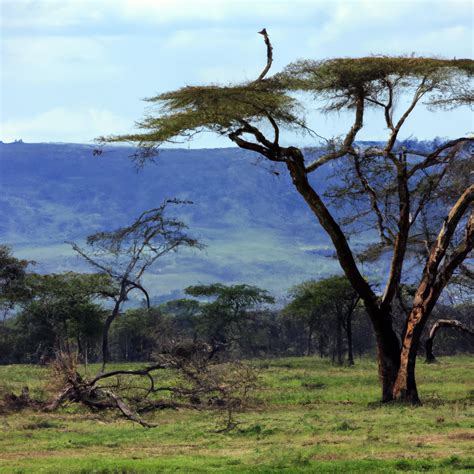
<box><xmin>369</xmin><ymin>309</ymin><xmax>401</xmax><ymax>403</ymax></box>
<box><xmin>306</xmin><ymin>325</ymin><xmax>313</xmax><ymax>356</ymax></box>
<box><xmin>346</xmin><ymin>312</ymin><xmax>354</xmax><ymax>366</ymax></box>
<box><xmin>101</xmin><ymin>301</ymin><xmax>121</xmax><ymax>371</ymax></box>
<box><xmin>425</xmin><ymin>336</ymin><xmax>436</xmax><ymax>364</ymax></box>
<box><xmin>392</xmin><ymin>307</ymin><xmax>426</xmax><ymax>404</ymax></box>
<box><xmin>285</xmin><ymin>152</ymin><xmax>400</xmax><ymax>399</ymax></box>
<box><xmin>336</xmin><ymin>318</ymin><xmax>343</xmax><ymax>365</ymax></box>
<box><xmin>318</xmin><ymin>334</ymin><xmax>325</xmax><ymax>358</ymax></box>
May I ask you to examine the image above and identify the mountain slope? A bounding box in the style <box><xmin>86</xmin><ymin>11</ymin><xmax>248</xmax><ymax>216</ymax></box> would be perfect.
<box><xmin>0</xmin><ymin>142</ymin><xmax>364</xmax><ymax>299</ymax></box>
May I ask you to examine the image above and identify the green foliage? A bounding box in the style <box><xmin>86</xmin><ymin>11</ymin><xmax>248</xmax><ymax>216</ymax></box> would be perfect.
<box><xmin>184</xmin><ymin>283</ymin><xmax>275</xmax><ymax>354</ymax></box>
<box><xmin>0</xmin><ymin>245</ymin><xmax>31</xmax><ymax>313</ymax></box>
<box><xmin>285</xmin><ymin>275</ymin><xmax>356</xmax><ymax>323</ymax></box>
<box><xmin>8</xmin><ymin>273</ymin><xmax>108</xmax><ymax>362</ymax></box>
<box><xmin>103</xmin><ymin>55</ymin><xmax>473</xmax><ymax>154</ymax></box>
<box><xmin>185</xmin><ymin>283</ymin><xmax>274</xmax><ymax>307</ymax></box>
<box><xmin>26</xmin><ymin>272</ymin><xmax>113</xmax><ymax>301</ymax></box>
<box><xmin>278</xmin><ymin>56</ymin><xmax>473</xmax><ymax>111</ymax></box>
<box><xmin>104</xmin><ymin>83</ymin><xmax>302</xmax><ymax>151</ymax></box>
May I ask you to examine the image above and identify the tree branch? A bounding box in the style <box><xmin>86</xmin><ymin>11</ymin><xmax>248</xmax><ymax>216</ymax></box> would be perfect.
<box><xmin>385</xmin><ymin>77</ymin><xmax>429</xmax><ymax>153</ymax></box>
<box><xmin>353</xmin><ymin>154</ymin><xmax>394</xmax><ymax>244</ymax></box>
<box><xmin>412</xmin><ymin>184</ymin><xmax>474</xmax><ymax>313</ymax></box>
<box><xmin>255</xmin><ymin>28</ymin><xmax>273</xmax><ymax>82</ymax></box>
<box><xmin>286</xmin><ymin>148</ymin><xmax>378</xmax><ymax>310</ymax></box>
<box><xmin>382</xmin><ymin>156</ymin><xmax>411</xmax><ymax>308</ymax></box>
<box><xmin>408</xmin><ymin>138</ymin><xmax>472</xmax><ymax>177</ymax></box>
<box><xmin>306</xmin><ymin>91</ymin><xmax>365</xmax><ymax>173</ymax></box>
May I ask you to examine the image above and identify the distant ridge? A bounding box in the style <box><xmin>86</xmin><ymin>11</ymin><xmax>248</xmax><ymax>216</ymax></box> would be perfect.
<box><xmin>1</xmin><ymin>141</ymin><xmax>428</xmax><ymax>300</ymax></box>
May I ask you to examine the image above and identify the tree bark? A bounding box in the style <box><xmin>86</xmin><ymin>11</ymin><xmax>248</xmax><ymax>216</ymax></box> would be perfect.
<box><xmin>336</xmin><ymin>318</ymin><xmax>343</xmax><ymax>365</ymax></box>
<box><xmin>306</xmin><ymin>324</ymin><xmax>313</xmax><ymax>356</ymax></box>
<box><xmin>394</xmin><ymin>191</ymin><xmax>473</xmax><ymax>402</ymax></box>
<box><xmin>370</xmin><ymin>309</ymin><xmax>401</xmax><ymax>402</ymax></box>
<box><xmin>392</xmin><ymin>306</ymin><xmax>425</xmax><ymax>404</ymax></box>
<box><xmin>346</xmin><ymin>312</ymin><xmax>354</xmax><ymax>366</ymax></box>
<box><xmin>101</xmin><ymin>301</ymin><xmax>121</xmax><ymax>371</ymax></box>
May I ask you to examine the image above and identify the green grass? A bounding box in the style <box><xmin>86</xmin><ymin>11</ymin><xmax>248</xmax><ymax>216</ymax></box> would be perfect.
<box><xmin>0</xmin><ymin>356</ymin><xmax>473</xmax><ymax>473</ymax></box>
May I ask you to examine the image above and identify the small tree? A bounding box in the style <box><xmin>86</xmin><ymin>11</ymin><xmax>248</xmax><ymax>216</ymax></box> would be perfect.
<box><xmin>184</xmin><ymin>283</ymin><xmax>274</xmax><ymax>357</ymax></box>
<box><xmin>14</xmin><ymin>272</ymin><xmax>107</xmax><ymax>363</ymax></box>
<box><xmin>0</xmin><ymin>245</ymin><xmax>31</xmax><ymax>318</ymax></box>
<box><xmin>71</xmin><ymin>200</ymin><xmax>203</xmax><ymax>369</ymax></box>
<box><xmin>104</xmin><ymin>31</ymin><xmax>473</xmax><ymax>403</ymax></box>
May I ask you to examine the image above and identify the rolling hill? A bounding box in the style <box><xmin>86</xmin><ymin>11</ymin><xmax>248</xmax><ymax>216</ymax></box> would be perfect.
<box><xmin>0</xmin><ymin>142</ymin><xmax>381</xmax><ymax>301</ymax></box>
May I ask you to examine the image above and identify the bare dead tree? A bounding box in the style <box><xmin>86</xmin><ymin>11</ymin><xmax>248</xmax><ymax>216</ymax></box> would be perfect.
<box><xmin>70</xmin><ymin>200</ymin><xmax>203</xmax><ymax>370</ymax></box>
<box><xmin>44</xmin><ymin>344</ymin><xmax>257</xmax><ymax>429</ymax></box>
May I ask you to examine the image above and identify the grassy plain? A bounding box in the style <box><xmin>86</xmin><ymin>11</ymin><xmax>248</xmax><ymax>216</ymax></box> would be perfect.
<box><xmin>0</xmin><ymin>356</ymin><xmax>473</xmax><ymax>473</ymax></box>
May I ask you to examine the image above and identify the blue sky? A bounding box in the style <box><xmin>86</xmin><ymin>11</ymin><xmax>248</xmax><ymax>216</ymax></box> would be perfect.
<box><xmin>1</xmin><ymin>0</ymin><xmax>472</xmax><ymax>146</ymax></box>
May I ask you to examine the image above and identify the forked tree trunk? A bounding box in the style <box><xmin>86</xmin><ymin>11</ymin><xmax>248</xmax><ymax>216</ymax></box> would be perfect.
<box><xmin>284</xmin><ymin>149</ymin><xmax>472</xmax><ymax>404</ymax></box>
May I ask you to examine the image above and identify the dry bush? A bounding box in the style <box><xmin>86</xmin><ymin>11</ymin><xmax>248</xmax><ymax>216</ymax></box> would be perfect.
<box><xmin>43</xmin><ymin>344</ymin><xmax>258</xmax><ymax>429</ymax></box>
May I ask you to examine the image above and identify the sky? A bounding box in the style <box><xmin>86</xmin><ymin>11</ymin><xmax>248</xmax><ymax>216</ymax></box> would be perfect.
<box><xmin>1</xmin><ymin>0</ymin><xmax>473</xmax><ymax>146</ymax></box>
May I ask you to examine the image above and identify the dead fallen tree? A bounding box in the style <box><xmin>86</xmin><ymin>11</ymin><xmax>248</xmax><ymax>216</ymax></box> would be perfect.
<box><xmin>425</xmin><ymin>319</ymin><xmax>474</xmax><ymax>363</ymax></box>
<box><xmin>43</xmin><ymin>343</ymin><xmax>258</xmax><ymax>428</ymax></box>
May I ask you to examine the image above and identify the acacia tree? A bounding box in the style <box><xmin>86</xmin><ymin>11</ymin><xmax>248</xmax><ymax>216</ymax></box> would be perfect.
<box><xmin>284</xmin><ymin>276</ymin><xmax>359</xmax><ymax>363</ymax></box>
<box><xmin>184</xmin><ymin>283</ymin><xmax>274</xmax><ymax>357</ymax></box>
<box><xmin>71</xmin><ymin>200</ymin><xmax>203</xmax><ymax>369</ymax></box>
<box><xmin>14</xmin><ymin>272</ymin><xmax>107</xmax><ymax>363</ymax></box>
<box><xmin>103</xmin><ymin>31</ymin><xmax>473</xmax><ymax>403</ymax></box>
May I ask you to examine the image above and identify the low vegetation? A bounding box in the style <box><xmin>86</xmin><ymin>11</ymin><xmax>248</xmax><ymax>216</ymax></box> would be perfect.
<box><xmin>0</xmin><ymin>356</ymin><xmax>473</xmax><ymax>473</ymax></box>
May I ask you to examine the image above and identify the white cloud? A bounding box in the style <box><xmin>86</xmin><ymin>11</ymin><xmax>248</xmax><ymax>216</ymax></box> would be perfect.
<box><xmin>2</xmin><ymin>35</ymin><xmax>119</xmax><ymax>83</ymax></box>
<box><xmin>1</xmin><ymin>0</ymin><xmax>472</xmax><ymax>144</ymax></box>
<box><xmin>1</xmin><ymin>107</ymin><xmax>131</xmax><ymax>143</ymax></box>
<box><xmin>0</xmin><ymin>0</ymin><xmax>108</xmax><ymax>29</ymax></box>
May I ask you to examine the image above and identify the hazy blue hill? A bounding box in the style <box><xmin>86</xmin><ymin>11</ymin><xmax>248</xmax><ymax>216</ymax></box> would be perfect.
<box><xmin>0</xmin><ymin>142</ymin><xmax>370</xmax><ymax>299</ymax></box>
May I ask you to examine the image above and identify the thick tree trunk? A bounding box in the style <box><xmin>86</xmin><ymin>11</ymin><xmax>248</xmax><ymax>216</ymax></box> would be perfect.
<box><xmin>370</xmin><ymin>310</ymin><xmax>401</xmax><ymax>402</ymax></box>
<box><xmin>392</xmin><ymin>307</ymin><xmax>426</xmax><ymax>404</ymax></box>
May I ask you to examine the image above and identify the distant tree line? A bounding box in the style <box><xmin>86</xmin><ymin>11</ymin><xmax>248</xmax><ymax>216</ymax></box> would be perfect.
<box><xmin>0</xmin><ymin>245</ymin><xmax>471</xmax><ymax>365</ymax></box>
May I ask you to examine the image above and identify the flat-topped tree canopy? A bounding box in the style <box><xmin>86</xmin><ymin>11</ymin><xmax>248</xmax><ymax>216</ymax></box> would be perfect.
<box><xmin>103</xmin><ymin>54</ymin><xmax>472</xmax><ymax>166</ymax></box>
<box><xmin>276</xmin><ymin>56</ymin><xmax>474</xmax><ymax>111</ymax></box>
<box><xmin>103</xmin><ymin>82</ymin><xmax>304</xmax><ymax>154</ymax></box>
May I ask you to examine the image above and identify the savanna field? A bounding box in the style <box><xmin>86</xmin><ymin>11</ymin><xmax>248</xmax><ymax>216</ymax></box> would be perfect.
<box><xmin>0</xmin><ymin>356</ymin><xmax>472</xmax><ymax>473</ymax></box>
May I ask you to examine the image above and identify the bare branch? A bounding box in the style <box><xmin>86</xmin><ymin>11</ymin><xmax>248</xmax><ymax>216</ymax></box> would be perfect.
<box><xmin>306</xmin><ymin>91</ymin><xmax>365</xmax><ymax>173</ymax></box>
<box><xmin>255</xmin><ymin>28</ymin><xmax>273</xmax><ymax>82</ymax></box>
<box><xmin>353</xmin><ymin>154</ymin><xmax>394</xmax><ymax>244</ymax></box>
<box><xmin>385</xmin><ymin>77</ymin><xmax>430</xmax><ymax>154</ymax></box>
<box><xmin>408</xmin><ymin>138</ymin><xmax>473</xmax><ymax>177</ymax></box>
